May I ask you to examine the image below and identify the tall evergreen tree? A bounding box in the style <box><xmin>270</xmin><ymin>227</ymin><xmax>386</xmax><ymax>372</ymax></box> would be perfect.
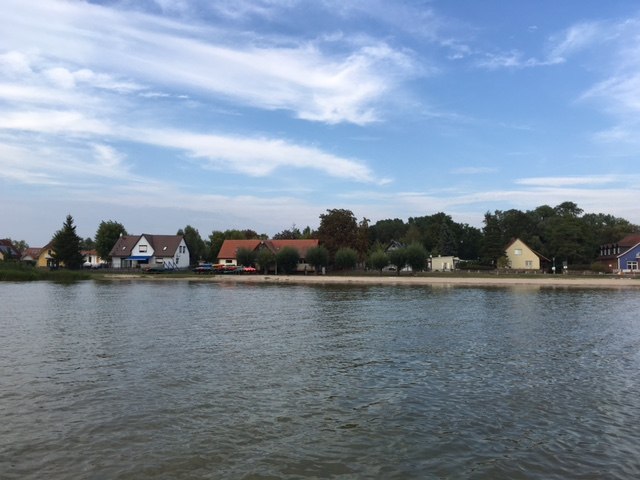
<box><xmin>52</xmin><ymin>215</ymin><xmax>84</xmax><ymax>269</ymax></box>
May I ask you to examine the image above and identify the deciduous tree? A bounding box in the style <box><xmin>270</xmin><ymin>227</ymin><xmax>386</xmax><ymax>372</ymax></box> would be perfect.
<box><xmin>256</xmin><ymin>249</ymin><xmax>275</xmax><ymax>274</ymax></box>
<box><xmin>317</xmin><ymin>208</ymin><xmax>358</xmax><ymax>258</ymax></box>
<box><xmin>177</xmin><ymin>225</ymin><xmax>206</xmax><ymax>266</ymax></box>
<box><xmin>236</xmin><ymin>247</ymin><xmax>257</xmax><ymax>267</ymax></box>
<box><xmin>334</xmin><ymin>247</ymin><xmax>358</xmax><ymax>270</ymax></box>
<box><xmin>95</xmin><ymin>220</ymin><xmax>127</xmax><ymax>261</ymax></box>
<box><xmin>305</xmin><ymin>245</ymin><xmax>329</xmax><ymax>273</ymax></box>
<box><xmin>387</xmin><ymin>248</ymin><xmax>408</xmax><ymax>276</ymax></box>
<box><xmin>369</xmin><ymin>250</ymin><xmax>389</xmax><ymax>274</ymax></box>
<box><xmin>276</xmin><ymin>246</ymin><xmax>299</xmax><ymax>274</ymax></box>
<box><xmin>405</xmin><ymin>243</ymin><xmax>428</xmax><ymax>272</ymax></box>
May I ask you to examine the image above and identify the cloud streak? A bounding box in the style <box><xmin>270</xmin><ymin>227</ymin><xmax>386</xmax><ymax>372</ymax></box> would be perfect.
<box><xmin>1</xmin><ymin>0</ymin><xmax>415</xmax><ymax>126</ymax></box>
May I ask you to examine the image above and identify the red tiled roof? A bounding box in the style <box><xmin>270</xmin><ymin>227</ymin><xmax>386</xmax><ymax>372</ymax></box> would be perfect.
<box><xmin>616</xmin><ymin>234</ymin><xmax>640</xmax><ymax>247</ymax></box>
<box><xmin>217</xmin><ymin>239</ymin><xmax>319</xmax><ymax>260</ymax></box>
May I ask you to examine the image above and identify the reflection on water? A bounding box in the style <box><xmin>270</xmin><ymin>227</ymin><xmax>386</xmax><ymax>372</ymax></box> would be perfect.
<box><xmin>1</xmin><ymin>281</ymin><xmax>640</xmax><ymax>479</ymax></box>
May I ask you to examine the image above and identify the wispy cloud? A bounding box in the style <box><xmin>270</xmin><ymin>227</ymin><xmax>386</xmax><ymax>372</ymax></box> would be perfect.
<box><xmin>129</xmin><ymin>128</ymin><xmax>382</xmax><ymax>182</ymax></box>
<box><xmin>450</xmin><ymin>166</ymin><xmax>497</xmax><ymax>175</ymax></box>
<box><xmin>1</xmin><ymin>0</ymin><xmax>415</xmax><ymax>126</ymax></box>
<box><xmin>515</xmin><ymin>175</ymin><xmax>620</xmax><ymax>187</ymax></box>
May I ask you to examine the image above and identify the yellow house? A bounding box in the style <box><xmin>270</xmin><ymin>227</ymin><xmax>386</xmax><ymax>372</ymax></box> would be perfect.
<box><xmin>505</xmin><ymin>238</ymin><xmax>548</xmax><ymax>270</ymax></box>
<box><xmin>34</xmin><ymin>243</ymin><xmax>59</xmax><ymax>268</ymax></box>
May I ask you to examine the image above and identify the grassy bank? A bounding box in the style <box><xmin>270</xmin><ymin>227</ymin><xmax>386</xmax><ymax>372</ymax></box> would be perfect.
<box><xmin>0</xmin><ymin>263</ymin><xmax>91</xmax><ymax>282</ymax></box>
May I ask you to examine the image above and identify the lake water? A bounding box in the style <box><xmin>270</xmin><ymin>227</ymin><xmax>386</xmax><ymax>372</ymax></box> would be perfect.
<box><xmin>1</xmin><ymin>280</ymin><xmax>640</xmax><ymax>479</ymax></box>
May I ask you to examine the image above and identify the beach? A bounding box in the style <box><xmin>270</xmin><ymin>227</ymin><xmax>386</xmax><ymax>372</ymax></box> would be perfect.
<box><xmin>103</xmin><ymin>272</ymin><xmax>640</xmax><ymax>288</ymax></box>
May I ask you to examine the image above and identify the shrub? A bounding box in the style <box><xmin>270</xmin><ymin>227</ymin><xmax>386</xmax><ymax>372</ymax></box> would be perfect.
<box><xmin>334</xmin><ymin>247</ymin><xmax>358</xmax><ymax>270</ymax></box>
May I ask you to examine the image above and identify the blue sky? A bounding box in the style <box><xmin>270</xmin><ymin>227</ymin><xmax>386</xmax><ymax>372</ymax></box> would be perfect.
<box><xmin>2</xmin><ymin>0</ymin><xmax>639</xmax><ymax>245</ymax></box>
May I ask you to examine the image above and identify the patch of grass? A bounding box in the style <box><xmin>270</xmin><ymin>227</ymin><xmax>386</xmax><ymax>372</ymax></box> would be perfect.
<box><xmin>0</xmin><ymin>262</ymin><xmax>90</xmax><ymax>282</ymax></box>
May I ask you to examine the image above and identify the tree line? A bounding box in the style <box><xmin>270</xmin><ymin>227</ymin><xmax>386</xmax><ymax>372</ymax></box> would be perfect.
<box><xmin>17</xmin><ymin>201</ymin><xmax>638</xmax><ymax>271</ymax></box>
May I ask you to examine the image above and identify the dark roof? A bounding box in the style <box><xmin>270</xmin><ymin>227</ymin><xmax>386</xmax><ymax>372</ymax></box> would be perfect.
<box><xmin>109</xmin><ymin>234</ymin><xmax>185</xmax><ymax>258</ymax></box>
<box><xmin>109</xmin><ymin>235</ymin><xmax>139</xmax><ymax>257</ymax></box>
<box><xmin>0</xmin><ymin>239</ymin><xmax>21</xmax><ymax>258</ymax></box>
<box><xmin>146</xmin><ymin>235</ymin><xmax>184</xmax><ymax>257</ymax></box>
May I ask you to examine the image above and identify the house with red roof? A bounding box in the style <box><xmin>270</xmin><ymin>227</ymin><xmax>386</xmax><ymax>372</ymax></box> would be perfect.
<box><xmin>216</xmin><ymin>239</ymin><xmax>319</xmax><ymax>273</ymax></box>
<box><xmin>596</xmin><ymin>234</ymin><xmax>640</xmax><ymax>273</ymax></box>
<box><xmin>109</xmin><ymin>234</ymin><xmax>189</xmax><ymax>269</ymax></box>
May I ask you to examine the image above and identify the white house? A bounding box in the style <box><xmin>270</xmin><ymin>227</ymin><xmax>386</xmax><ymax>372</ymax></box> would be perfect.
<box><xmin>109</xmin><ymin>234</ymin><xmax>190</xmax><ymax>269</ymax></box>
<box><xmin>429</xmin><ymin>255</ymin><xmax>459</xmax><ymax>271</ymax></box>
<box><xmin>82</xmin><ymin>249</ymin><xmax>105</xmax><ymax>268</ymax></box>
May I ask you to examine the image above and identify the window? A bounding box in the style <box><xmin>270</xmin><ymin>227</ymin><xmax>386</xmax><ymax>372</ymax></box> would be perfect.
<box><xmin>139</xmin><ymin>245</ymin><xmax>148</xmax><ymax>252</ymax></box>
<box><xmin>514</xmin><ymin>249</ymin><xmax>522</xmax><ymax>255</ymax></box>
<box><xmin>627</xmin><ymin>261</ymin><xmax>638</xmax><ymax>271</ymax></box>
<box><xmin>525</xmin><ymin>260</ymin><xmax>533</xmax><ymax>268</ymax></box>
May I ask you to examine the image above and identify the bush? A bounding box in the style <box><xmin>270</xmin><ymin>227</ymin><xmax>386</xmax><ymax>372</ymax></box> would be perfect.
<box><xmin>334</xmin><ymin>247</ymin><xmax>358</xmax><ymax>270</ymax></box>
<box><xmin>369</xmin><ymin>250</ymin><xmax>389</xmax><ymax>273</ymax></box>
<box><xmin>276</xmin><ymin>246</ymin><xmax>300</xmax><ymax>274</ymax></box>
<box><xmin>590</xmin><ymin>262</ymin><xmax>608</xmax><ymax>273</ymax></box>
<box><xmin>306</xmin><ymin>246</ymin><xmax>329</xmax><ymax>273</ymax></box>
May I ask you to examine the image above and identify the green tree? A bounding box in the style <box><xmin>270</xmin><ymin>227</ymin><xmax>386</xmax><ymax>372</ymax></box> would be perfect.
<box><xmin>356</xmin><ymin>217</ymin><xmax>370</xmax><ymax>261</ymax></box>
<box><xmin>95</xmin><ymin>220</ymin><xmax>127</xmax><ymax>261</ymax></box>
<box><xmin>481</xmin><ymin>212</ymin><xmax>504</xmax><ymax>267</ymax></box>
<box><xmin>177</xmin><ymin>225</ymin><xmax>206</xmax><ymax>266</ymax></box>
<box><xmin>317</xmin><ymin>208</ymin><xmax>358</xmax><ymax>259</ymax></box>
<box><xmin>209</xmin><ymin>229</ymin><xmax>265</xmax><ymax>262</ymax></box>
<box><xmin>405</xmin><ymin>243</ymin><xmax>428</xmax><ymax>272</ymax></box>
<box><xmin>52</xmin><ymin>214</ymin><xmax>84</xmax><ymax>269</ymax></box>
<box><xmin>209</xmin><ymin>230</ymin><xmax>227</xmax><ymax>261</ymax></box>
<box><xmin>369</xmin><ymin>250</ymin><xmax>389</xmax><ymax>274</ymax></box>
<box><xmin>256</xmin><ymin>248</ymin><xmax>275</xmax><ymax>274</ymax></box>
<box><xmin>80</xmin><ymin>237</ymin><xmax>95</xmax><ymax>250</ymax></box>
<box><xmin>369</xmin><ymin>218</ymin><xmax>407</xmax><ymax>245</ymax></box>
<box><xmin>7</xmin><ymin>239</ymin><xmax>28</xmax><ymax>253</ymax></box>
<box><xmin>334</xmin><ymin>247</ymin><xmax>358</xmax><ymax>270</ymax></box>
<box><xmin>305</xmin><ymin>245</ymin><xmax>329</xmax><ymax>273</ymax></box>
<box><xmin>387</xmin><ymin>248</ymin><xmax>408</xmax><ymax>276</ymax></box>
<box><xmin>236</xmin><ymin>247</ymin><xmax>257</xmax><ymax>267</ymax></box>
<box><xmin>276</xmin><ymin>246</ymin><xmax>300</xmax><ymax>274</ymax></box>
<box><xmin>273</xmin><ymin>224</ymin><xmax>302</xmax><ymax>240</ymax></box>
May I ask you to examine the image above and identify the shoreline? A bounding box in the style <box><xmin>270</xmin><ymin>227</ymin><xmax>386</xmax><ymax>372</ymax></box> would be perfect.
<box><xmin>100</xmin><ymin>273</ymin><xmax>640</xmax><ymax>289</ymax></box>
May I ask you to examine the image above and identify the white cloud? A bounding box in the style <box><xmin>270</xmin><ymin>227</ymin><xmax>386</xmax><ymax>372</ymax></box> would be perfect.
<box><xmin>476</xmin><ymin>50</ymin><xmax>562</xmax><ymax>70</ymax></box>
<box><xmin>450</xmin><ymin>166</ymin><xmax>497</xmax><ymax>175</ymax></box>
<box><xmin>515</xmin><ymin>176</ymin><xmax>619</xmax><ymax>187</ymax></box>
<box><xmin>548</xmin><ymin>22</ymin><xmax>603</xmax><ymax>62</ymax></box>
<box><xmin>0</xmin><ymin>0</ymin><xmax>415</xmax><ymax>126</ymax></box>
<box><xmin>130</xmin><ymin>128</ymin><xmax>380</xmax><ymax>182</ymax></box>
<box><xmin>0</xmin><ymin>110</ymin><xmax>111</xmax><ymax>136</ymax></box>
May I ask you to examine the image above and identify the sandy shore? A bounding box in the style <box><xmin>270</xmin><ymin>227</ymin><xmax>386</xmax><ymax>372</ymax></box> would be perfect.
<box><xmin>102</xmin><ymin>273</ymin><xmax>640</xmax><ymax>289</ymax></box>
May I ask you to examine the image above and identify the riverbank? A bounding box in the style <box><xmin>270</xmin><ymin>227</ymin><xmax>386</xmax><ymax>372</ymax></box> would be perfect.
<box><xmin>100</xmin><ymin>272</ymin><xmax>640</xmax><ymax>288</ymax></box>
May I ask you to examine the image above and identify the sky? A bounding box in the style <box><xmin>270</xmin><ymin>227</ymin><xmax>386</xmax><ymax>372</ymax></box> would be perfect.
<box><xmin>2</xmin><ymin>0</ymin><xmax>640</xmax><ymax>246</ymax></box>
